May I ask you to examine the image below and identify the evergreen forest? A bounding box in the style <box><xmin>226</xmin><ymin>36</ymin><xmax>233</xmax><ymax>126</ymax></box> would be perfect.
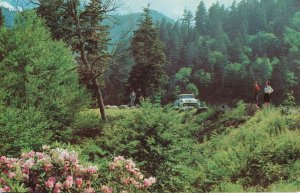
<box><xmin>0</xmin><ymin>0</ymin><xmax>300</xmax><ymax>192</ymax></box>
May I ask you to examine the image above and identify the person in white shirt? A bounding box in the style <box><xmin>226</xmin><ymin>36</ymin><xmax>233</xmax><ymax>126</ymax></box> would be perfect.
<box><xmin>263</xmin><ymin>81</ymin><xmax>274</xmax><ymax>107</ymax></box>
<box><xmin>129</xmin><ymin>90</ymin><xmax>136</xmax><ymax>107</ymax></box>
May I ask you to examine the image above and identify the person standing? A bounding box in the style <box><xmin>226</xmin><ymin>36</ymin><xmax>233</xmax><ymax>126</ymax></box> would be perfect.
<box><xmin>263</xmin><ymin>81</ymin><xmax>274</xmax><ymax>107</ymax></box>
<box><xmin>253</xmin><ymin>81</ymin><xmax>261</xmax><ymax>106</ymax></box>
<box><xmin>130</xmin><ymin>90</ymin><xmax>136</xmax><ymax>107</ymax></box>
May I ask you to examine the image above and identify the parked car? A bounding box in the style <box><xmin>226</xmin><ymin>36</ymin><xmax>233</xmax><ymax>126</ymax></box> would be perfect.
<box><xmin>174</xmin><ymin>94</ymin><xmax>208</xmax><ymax>111</ymax></box>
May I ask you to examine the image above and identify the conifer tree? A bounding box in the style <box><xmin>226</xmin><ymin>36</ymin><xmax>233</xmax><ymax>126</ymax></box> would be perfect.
<box><xmin>0</xmin><ymin>8</ymin><xmax>4</xmax><ymax>27</ymax></box>
<box><xmin>36</xmin><ymin>0</ymin><xmax>110</xmax><ymax>121</ymax></box>
<box><xmin>128</xmin><ymin>6</ymin><xmax>168</xmax><ymax>98</ymax></box>
<box><xmin>195</xmin><ymin>1</ymin><xmax>207</xmax><ymax>35</ymax></box>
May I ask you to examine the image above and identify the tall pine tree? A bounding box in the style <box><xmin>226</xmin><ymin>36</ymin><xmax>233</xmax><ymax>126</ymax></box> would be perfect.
<box><xmin>0</xmin><ymin>8</ymin><xmax>4</xmax><ymax>27</ymax></box>
<box><xmin>128</xmin><ymin>6</ymin><xmax>168</xmax><ymax>98</ymax></box>
<box><xmin>195</xmin><ymin>1</ymin><xmax>207</xmax><ymax>36</ymax></box>
<box><xmin>36</xmin><ymin>0</ymin><xmax>110</xmax><ymax>121</ymax></box>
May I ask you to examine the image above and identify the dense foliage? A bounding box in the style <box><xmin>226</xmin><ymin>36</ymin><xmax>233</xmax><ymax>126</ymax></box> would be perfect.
<box><xmin>36</xmin><ymin>0</ymin><xmax>110</xmax><ymax>121</ymax></box>
<box><xmin>157</xmin><ymin>0</ymin><xmax>300</xmax><ymax>105</ymax></box>
<box><xmin>0</xmin><ymin>8</ymin><xmax>4</xmax><ymax>27</ymax></box>
<box><xmin>0</xmin><ymin>11</ymin><xmax>88</xmax><ymax>155</ymax></box>
<box><xmin>103</xmin><ymin>0</ymin><xmax>300</xmax><ymax>106</ymax></box>
<box><xmin>72</xmin><ymin>103</ymin><xmax>300</xmax><ymax>192</ymax></box>
<box><xmin>0</xmin><ymin>147</ymin><xmax>156</xmax><ymax>192</ymax></box>
<box><xmin>1</xmin><ymin>1</ymin><xmax>300</xmax><ymax>192</ymax></box>
<box><xmin>127</xmin><ymin>7</ymin><xmax>168</xmax><ymax>98</ymax></box>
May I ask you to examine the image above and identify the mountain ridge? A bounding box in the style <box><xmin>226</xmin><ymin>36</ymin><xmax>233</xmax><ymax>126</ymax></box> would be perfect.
<box><xmin>0</xmin><ymin>4</ymin><xmax>174</xmax><ymax>43</ymax></box>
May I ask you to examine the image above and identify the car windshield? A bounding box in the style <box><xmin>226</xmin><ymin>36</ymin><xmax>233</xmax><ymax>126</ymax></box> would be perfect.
<box><xmin>179</xmin><ymin>94</ymin><xmax>195</xmax><ymax>99</ymax></box>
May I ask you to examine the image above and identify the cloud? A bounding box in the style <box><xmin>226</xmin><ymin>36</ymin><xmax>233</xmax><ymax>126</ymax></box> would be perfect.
<box><xmin>117</xmin><ymin>0</ymin><xmax>240</xmax><ymax>19</ymax></box>
<box><xmin>0</xmin><ymin>1</ymin><xmax>16</xmax><ymax>11</ymax></box>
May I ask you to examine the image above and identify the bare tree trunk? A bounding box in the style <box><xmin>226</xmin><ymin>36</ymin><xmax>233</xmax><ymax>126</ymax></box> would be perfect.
<box><xmin>92</xmin><ymin>77</ymin><xmax>107</xmax><ymax>122</ymax></box>
<box><xmin>74</xmin><ymin>14</ymin><xmax>107</xmax><ymax>122</ymax></box>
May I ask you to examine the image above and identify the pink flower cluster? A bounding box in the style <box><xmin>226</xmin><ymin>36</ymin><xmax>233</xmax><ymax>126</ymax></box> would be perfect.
<box><xmin>108</xmin><ymin>156</ymin><xmax>156</xmax><ymax>191</ymax></box>
<box><xmin>0</xmin><ymin>147</ymin><xmax>98</xmax><ymax>193</ymax></box>
<box><xmin>0</xmin><ymin>147</ymin><xmax>156</xmax><ymax>193</ymax></box>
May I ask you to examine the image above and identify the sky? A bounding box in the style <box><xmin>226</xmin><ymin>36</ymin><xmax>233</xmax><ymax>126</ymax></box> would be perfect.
<box><xmin>118</xmin><ymin>0</ymin><xmax>241</xmax><ymax>19</ymax></box>
<box><xmin>0</xmin><ymin>1</ymin><xmax>16</xmax><ymax>11</ymax></box>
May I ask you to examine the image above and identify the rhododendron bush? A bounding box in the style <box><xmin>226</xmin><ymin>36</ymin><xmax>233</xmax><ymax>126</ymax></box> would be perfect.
<box><xmin>0</xmin><ymin>146</ymin><xmax>156</xmax><ymax>193</ymax></box>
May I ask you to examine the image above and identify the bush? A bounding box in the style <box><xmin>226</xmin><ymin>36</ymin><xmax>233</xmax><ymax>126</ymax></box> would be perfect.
<box><xmin>268</xmin><ymin>181</ymin><xmax>300</xmax><ymax>191</ymax></box>
<box><xmin>0</xmin><ymin>147</ymin><xmax>156</xmax><ymax>193</ymax></box>
<box><xmin>193</xmin><ymin>107</ymin><xmax>300</xmax><ymax>191</ymax></box>
<box><xmin>0</xmin><ymin>11</ymin><xmax>89</xmax><ymax>146</ymax></box>
<box><xmin>221</xmin><ymin>101</ymin><xmax>248</xmax><ymax>122</ymax></box>
<box><xmin>0</xmin><ymin>107</ymin><xmax>51</xmax><ymax>156</ymax></box>
<box><xmin>212</xmin><ymin>182</ymin><xmax>244</xmax><ymax>192</ymax></box>
<box><xmin>71</xmin><ymin>111</ymin><xmax>103</xmax><ymax>139</ymax></box>
<box><xmin>99</xmin><ymin>102</ymin><xmax>199</xmax><ymax>192</ymax></box>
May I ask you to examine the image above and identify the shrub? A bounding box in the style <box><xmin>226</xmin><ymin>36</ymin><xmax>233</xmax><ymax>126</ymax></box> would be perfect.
<box><xmin>0</xmin><ymin>147</ymin><xmax>156</xmax><ymax>193</ymax></box>
<box><xmin>194</xmin><ymin>107</ymin><xmax>300</xmax><ymax>191</ymax></box>
<box><xmin>100</xmin><ymin>102</ymin><xmax>199</xmax><ymax>191</ymax></box>
<box><xmin>71</xmin><ymin>111</ymin><xmax>103</xmax><ymax>139</ymax></box>
<box><xmin>0</xmin><ymin>11</ymin><xmax>89</xmax><ymax>145</ymax></box>
<box><xmin>221</xmin><ymin>101</ymin><xmax>248</xmax><ymax>122</ymax></box>
<box><xmin>212</xmin><ymin>182</ymin><xmax>244</xmax><ymax>192</ymax></box>
<box><xmin>0</xmin><ymin>107</ymin><xmax>51</xmax><ymax>156</ymax></box>
<box><xmin>268</xmin><ymin>181</ymin><xmax>300</xmax><ymax>192</ymax></box>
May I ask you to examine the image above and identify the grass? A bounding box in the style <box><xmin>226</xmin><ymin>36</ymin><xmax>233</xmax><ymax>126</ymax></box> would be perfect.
<box><xmin>82</xmin><ymin>108</ymin><xmax>139</xmax><ymax>120</ymax></box>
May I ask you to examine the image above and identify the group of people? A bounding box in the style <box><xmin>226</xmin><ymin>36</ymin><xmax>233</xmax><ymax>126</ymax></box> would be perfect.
<box><xmin>253</xmin><ymin>80</ymin><xmax>274</xmax><ymax>107</ymax></box>
<box><xmin>129</xmin><ymin>81</ymin><xmax>273</xmax><ymax>107</ymax></box>
<box><xmin>129</xmin><ymin>90</ymin><xmax>144</xmax><ymax>107</ymax></box>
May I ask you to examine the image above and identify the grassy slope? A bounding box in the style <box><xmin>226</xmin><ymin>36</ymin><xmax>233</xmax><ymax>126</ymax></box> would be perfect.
<box><xmin>195</xmin><ymin>106</ymin><xmax>300</xmax><ymax>192</ymax></box>
<box><xmin>74</xmin><ymin>105</ymin><xmax>300</xmax><ymax>192</ymax></box>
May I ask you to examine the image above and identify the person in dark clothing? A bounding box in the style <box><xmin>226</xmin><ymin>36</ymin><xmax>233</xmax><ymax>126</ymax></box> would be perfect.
<box><xmin>252</xmin><ymin>81</ymin><xmax>261</xmax><ymax>106</ymax></box>
<box><xmin>136</xmin><ymin>89</ymin><xmax>142</xmax><ymax>105</ymax></box>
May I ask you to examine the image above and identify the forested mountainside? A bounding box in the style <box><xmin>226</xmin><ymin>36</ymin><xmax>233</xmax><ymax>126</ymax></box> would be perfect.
<box><xmin>1</xmin><ymin>0</ymin><xmax>300</xmax><ymax>192</ymax></box>
<box><xmin>104</xmin><ymin>10</ymin><xmax>174</xmax><ymax>44</ymax></box>
<box><xmin>2</xmin><ymin>1</ymin><xmax>300</xmax><ymax>106</ymax></box>
<box><xmin>0</xmin><ymin>7</ymin><xmax>15</xmax><ymax>27</ymax></box>
<box><xmin>106</xmin><ymin>0</ymin><xmax>300</xmax><ymax>106</ymax></box>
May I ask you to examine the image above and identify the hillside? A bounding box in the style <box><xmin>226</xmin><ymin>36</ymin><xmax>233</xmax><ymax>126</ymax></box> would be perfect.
<box><xmin>105</xmin><ymin>10</ymin><xmax>174</xmax><ymax>44</ymax></box>
<box><xmin>0</xmin><ymin>7</ymin><xmax>16</xmax><ymax>27</ymax></box>
<box><xmin>1</xmin><ymin>1</ymin><xmax>300</xmax><ymax>192</ymax></box>
<box><xmin>0</xmin><ymin>2</ymin><xmax>173</xmax><ymax>43</ymax></box>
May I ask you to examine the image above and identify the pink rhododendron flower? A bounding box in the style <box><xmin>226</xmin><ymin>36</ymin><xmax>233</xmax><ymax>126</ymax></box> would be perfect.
<box><xmin>24</xmin><ymin>158</ymin><xmax>34</xmax><ymax>168</ymax></box>
<box><xmin>143</xmin><ymin>177</ymin><xmax>156</xmax><ymax>188</ymax></box>
<box><xmin>0</xmin><ymin>149</ymin><xmax>156</xmax><ymax>193</ymax></box>
<box><xmin>101</xmin><ymin>185</ymin><xmax>113</xmax><ymax>193</ymax></box>
<box><xmin>55</xmin><ymin>182</ymin><xmax>63</xmax><ymax>189</ymax></box>
<box><xmin>2</xmin><ymin>186</ymin><xmax>11</xmax><ymax>192</ymax></box>
<box><xmin>44</xmin><ymin>163</ymin><xmax>53</xmax><ymax>171</ymax></box>
<box><xmin>63</xmin><ymin>176</ymin><xmax>73</xmax><ymax>188</ymax></box>
<box><xmin>87</xmin><ymin>166</ymin><xmax>97</xmax><ymax>174</ymax></box>
<box><xmin>108</xmin><ymin>163</ymin><xmax>116</xmax><ymax>170</ymax></box>
<box><xmin>28</xmin><ymin>151</ymin><xmax>35</xmax><ymax>158</ymax></box>
<box><xmin>84</xmin><ymin>187</ymin><xmax>95</xmax><ymax>193</ymax></box>
<box><xmin>45</xmin><ymin>177</ymin><xmax>56</xmax><ymax>188</ymax></box>
<box><xmin>53</xmin><ymin>188</ymin><xmax>61</xmax><ymax>193</ymax></box>
<box><xmin>53</xmin><ymin>182</ymin><xmax>63</xmax><ymax>193</ymax></box>
<box><xmin>0</xmin><ymin>178</ymin><xmax>5</xmax><ymax>184</ymax></box>
<box><xmin>114</xmin><ymin>156</ymin><xmax>125</xmax><ymax>162</ymax></box>
<box><xmin>0</xmin><ymin>156</ymin><xmax>7</xmax><ymax>162</ymax></box>
<box><xmin>22</xmin><ymin>167</ymin><xmax>29</xmax><ymax>174</ymax></box>
<box><xmin>7</xmin><ymin>172</ymin><xmax>16</xmax><ymax>179</ymax></box>
<box><xmin>122</xmin><ymin>178</ymin><xmax>130</xmax><ymax>185</ymax></box>
<box><xmin>75</xmin><ymin>178</ymin><xmax>83</xmax><ymax>188</ymax></box>
<box><xmin>36</xmin><ymin>152</ymin><xmax>44</xmax><ymax>159</ymax></box>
